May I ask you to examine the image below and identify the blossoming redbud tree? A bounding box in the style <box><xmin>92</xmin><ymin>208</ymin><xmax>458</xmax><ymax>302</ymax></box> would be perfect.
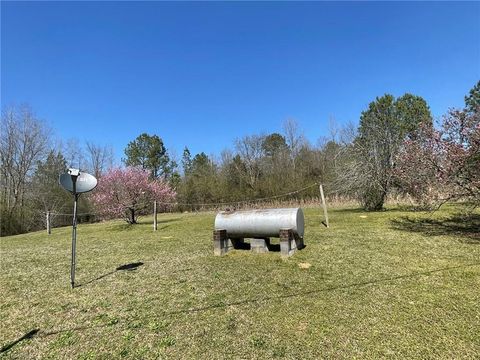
<box><xmin>395</xmin><ymin>108</ymin><xmax>480</xmax><ymax>209</ymax></box>
<box><xmin>91</xmin><ymin>167</ymin><xmax>176</xmax><ymax>224</ymax></box>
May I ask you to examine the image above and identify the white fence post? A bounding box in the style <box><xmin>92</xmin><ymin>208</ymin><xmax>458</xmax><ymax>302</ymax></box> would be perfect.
<box><xmin>47</xmin><ymin>210</ymin><xmax>52</xmax><ymax>235</ymax></box>
<box><xmin>319</xmin><ymin>184</ymin><xmax>329</xmax><ymax>228</ymax></box>
<box><xmin>153</xmin><ymin>200</ymin><xmax>157</xmax><ymax>231</ymax></box>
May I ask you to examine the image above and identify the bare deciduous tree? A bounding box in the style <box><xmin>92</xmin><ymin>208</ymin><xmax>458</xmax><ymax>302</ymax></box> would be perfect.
<box><xmin>234</xmin><ymin>135</ymin><xmax>265</xmax><ymax>189</ymax></box>
<box><xmin>85</xmin><ymin>141</ymin><xmax>114</xmax><ymax>178</ymax></box>
<box><xmin>1</xmin><ymin>105</ymin><xmax>50</xmax><ymax>213</ymax></box>
<box><xmin>63</xmin><ymin>138</ymin><xmax>86</xmax><ymax>170</ymax></box>
<box><xmin>282</xmin><ymin>118</ymin><xmax>307</xmax><ymax>169</ymax></box>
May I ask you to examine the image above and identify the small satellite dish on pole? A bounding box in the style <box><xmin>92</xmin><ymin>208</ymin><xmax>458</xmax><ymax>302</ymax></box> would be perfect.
<box><xmin>59</xmin><ymin>172</ymin><xmax>97</xmax><ymax>194</ymax></box>
<box><xmin>59</xmin><ymin>168</ymin><xmax>97</xmax><ymax>289</ymax></box>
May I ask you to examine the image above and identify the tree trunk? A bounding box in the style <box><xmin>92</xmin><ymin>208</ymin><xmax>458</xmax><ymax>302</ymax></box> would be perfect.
<box><xmin>129</xmin><ymin>208</ymin><xmax>136</xmax><ymax>224</ymax></box>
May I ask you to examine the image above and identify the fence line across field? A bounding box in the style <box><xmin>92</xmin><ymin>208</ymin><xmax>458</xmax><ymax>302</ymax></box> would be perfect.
<box><xmin>153</xmin><ymin>182</ymin><xmax>320</xmax><ymax>207</ymax></box>
<box><xmin>44</xmin><ymin>182</ymin><xmax>330</xmax><ymax>233</ymax></box>
<box><xmin>45</xmin><ymin>182</ymin><xmax>320</xmax><ymax>216</ymax></box>
<box><xmin>48</xmin><ymin>212</ymin><xmax>100</xmax><ymax>216</ymax></box>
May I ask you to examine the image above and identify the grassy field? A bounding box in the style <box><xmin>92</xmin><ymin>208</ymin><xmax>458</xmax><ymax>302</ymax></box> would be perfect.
<box><xmin>1</xmin><ymin>206</ymin><xmax>479</xmax><ymax>359</ymax></box>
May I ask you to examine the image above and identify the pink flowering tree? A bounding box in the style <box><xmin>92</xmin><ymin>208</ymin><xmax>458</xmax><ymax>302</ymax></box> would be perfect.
<box><xmin>91</xmin><ymin>167</ymin><xmax>176</xmax><ymax>224</ymax></box>
<box><xmin>394</xmin><ymin>122</ymin><xmax>444</xmax><ymax>208</ymax></box>
<box><xmin>395</xmin><ymin>108</ymin><xmax>480</xmax><ymax>208</ymax></box>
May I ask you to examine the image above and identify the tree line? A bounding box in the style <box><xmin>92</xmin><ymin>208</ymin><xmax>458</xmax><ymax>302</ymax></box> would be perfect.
<box><xmin>1</xmin><ymin>81</ymin><xmax>478</xmax><ymax>235</ymax></box>
<box><xmin>0</xmin><ymin>105</ymin><xmax>115</xmax><ymax>235</ymax></box>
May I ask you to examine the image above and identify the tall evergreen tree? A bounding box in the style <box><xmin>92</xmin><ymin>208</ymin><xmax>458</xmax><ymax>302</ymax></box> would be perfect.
<box><xmin>124</xmin><ymin>133</ymin><xmax>171</xmax><ymax>178</ymax></box>
<box><xmin>465</xmin><ymin>80</ymin><xmax>480</xmax><ymax>114</ymax></box>
<box><xmin>33</xmin><ymin>150</ymin><xmax>70</xmax><ymax>210</ymax></box>
<box><xmin>262</xmin><ymin>133</ymin><xmax>288</xmax><ymax>157</ymax></box>
<box><xmin>181</xmin><ymin>147</ymin><xmax>192</xmax><ymax>175</ymax></box>
<box><xmin>353</xmin><ymin>93</ymin><xmax>432</xmax><ymax>210</ymax></box>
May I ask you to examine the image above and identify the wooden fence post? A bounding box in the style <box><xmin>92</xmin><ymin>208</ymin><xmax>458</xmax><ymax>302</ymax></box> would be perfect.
<box><xmin>47</xmin><ymin>211</ymin><xmax>51</xmax><ymax>235</ymax></box>
<box><xmin>319</xmin><ymin>184</ymin><xmax>329</xmax><ymax>228</ymax></box>
<box><xmin>153</xmin><ymin>200</ymin><xmax>157</xmax><ymax>231</ymax></box>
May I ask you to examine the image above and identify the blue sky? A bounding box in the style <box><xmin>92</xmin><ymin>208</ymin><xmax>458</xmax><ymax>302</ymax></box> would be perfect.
<box><xmin>2</xmin><ymin>1</ymin><xmax>479</xmax><ymax>163</ymax></box>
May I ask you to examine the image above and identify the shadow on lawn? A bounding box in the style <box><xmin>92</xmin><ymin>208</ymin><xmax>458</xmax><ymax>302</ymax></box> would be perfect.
<box><xmin>76</xmin><ymin>262</ymin><xmax>144</xmax><ymax>288</ymax></box>
<box><xmin>232</xmin><ymin>240</ymin><xmax>283</xmax><ymax>252</ymax></box>
<box><xmin>0</xmin><ymin>329</ymin><xmax>39</xmax><ymax>354</ymax></box>
<box><xmin>1</xmin><ymin>325</ymin><xmax>107</xmax><ymax>354</ymax></box>
<box><xmin>332</xmin><ymin>207</ymin><xmax>399</xmax><ymax>214</ymax></box>
<box><xmin>227</xmin><ymin>239</ymin><xmax>284</xmax><ymax>252</ymax></box>
<box><xmin>391</xmin><ymin>213</ymin><xmax>480</xmax><ymax>243</ymax></box>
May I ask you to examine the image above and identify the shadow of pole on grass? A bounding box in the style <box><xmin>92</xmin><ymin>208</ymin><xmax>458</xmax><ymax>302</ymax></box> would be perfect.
<box><xmin>75</xmin><ymin>262</ymin><xmax>144</xmax><ymax>288</ymax></box>
<box><xmin>0</xmin><ymin>324</ymin><xmax>109</xmax><ymax>354</ymax></box>
<box><xmin>0</xmin><ymin>329</ymin><xmax>40</xmax><ymax>354</ymax></box>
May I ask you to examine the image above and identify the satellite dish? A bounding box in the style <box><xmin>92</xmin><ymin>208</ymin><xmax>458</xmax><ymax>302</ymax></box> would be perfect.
<box><xmin>59</xmin><ymin>171</ymin><xmax>97</xmax><ymax>194</ymax></box>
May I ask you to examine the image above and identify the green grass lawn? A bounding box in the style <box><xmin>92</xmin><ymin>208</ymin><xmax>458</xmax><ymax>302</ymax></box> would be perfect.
<box><xmin>1</xmin><ymin>206</ymin><xmax>479</xmax><ymax>359</ymax></box>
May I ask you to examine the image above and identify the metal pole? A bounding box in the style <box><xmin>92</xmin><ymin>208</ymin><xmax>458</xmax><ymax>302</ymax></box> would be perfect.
<box><xmin>70</xmin><ymin>178</ymin><xmax>78</xmax><ymax>289</ymax></box>
<box><xmin>319</xmin><ymin>184</ymin><xmax>329</xmax><ymax>228</ymax></box>
<box><xmin>70</xmin><ymin>193</ymin><xmax>78</xmax><ymax>288</ymax></box>
<box><xmin>153</xmin><ymin>200</ymin><xmax>157</xmax><ymax>231</ymax></box>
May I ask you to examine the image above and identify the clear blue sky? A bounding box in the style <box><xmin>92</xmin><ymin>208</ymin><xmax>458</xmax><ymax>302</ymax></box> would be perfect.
<box><xmin>2</xmin><ymin>1</ymin><xmax>479</xmax><ymax>163</ymax></box>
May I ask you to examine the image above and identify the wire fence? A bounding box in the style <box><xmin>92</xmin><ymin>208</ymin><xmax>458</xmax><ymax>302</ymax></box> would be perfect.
<box><xmin>45</xmin><ymin>182</ymin><xmax>321</xmax><ymax>218</ymax></box>
<box><xmin>42</xmin><ymin>182</ymin><xmax>331</xmax><ymax>233</ymax></box>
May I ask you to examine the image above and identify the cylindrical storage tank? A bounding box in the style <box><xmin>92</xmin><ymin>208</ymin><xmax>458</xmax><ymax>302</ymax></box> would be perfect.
<box><xmin>214</xmin><ymin>208</ymin><xmax>304</xmax><ymax>238</ymax></box>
